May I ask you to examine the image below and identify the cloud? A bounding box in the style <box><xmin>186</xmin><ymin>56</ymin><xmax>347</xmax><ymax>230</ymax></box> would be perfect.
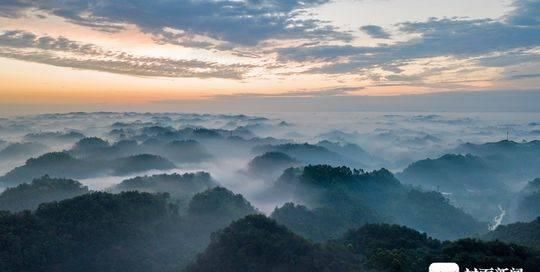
<box><xmin>296</xmin><ymin>24</ymin><xmax>539</xmax><ymax>78</ymax></box>
<box><xmin>360</xmin><ymin>25</ymin><xmax>391</xmax><ymax>39</ymax></box>
<box><xmin>276</xmin><ymin>45</ymin><xmax>380</xmax><ymax>62</ymax></box>
<box><xmin>477</xmin><ymin>49</ymin><xmax>540</xmax><ymax>67</ymax></box>
<box><xmin>506</xmin><ymin>73</ymin><xmax>540</xmax><ymax>80</ymax></box>
<box><xmin>1</xmin><ymin>0</ymin><xmax>351</xmax><ymax>46</ymax></box>
<box><xmin>0</xmin><ymin>30</ymin><xmax>105</xmax><ymax>55</ymax></box>
<box><xmin>0</xmin><ymin>0</ymin><xmax>31</xmax><ymax>18</ymax></box>
<box><xmin>276</xmin><ymin>0</ymin><xmax>540</xmax><ymax>78</ymax></box>
<box><xmin>152</xmin><ymin>89</ymin><xmax>540</xmax><ymax>113</ymax></box>
<box><xmin>213</xmin><ymin>86</ymin><xmax>364</xmax><ymax>98</ymax></box>
<box><xmin>396</xmin><ymin>17</ymin><xmax>540</xmax><ymax>57</ymax></box>
<box><xmin>0</xmin><ymin>30</ymin><xmax>250</xmax><ymax>79</ymax></box>
<box><xmin>507</xmin><ymin>0</ymin><xmax>540</xmax><ymax>26</ymax></box>
<box><xmin>2</xmin><ymin>0</ymin><xmax>540</xmax><ymax>88</ymax></box>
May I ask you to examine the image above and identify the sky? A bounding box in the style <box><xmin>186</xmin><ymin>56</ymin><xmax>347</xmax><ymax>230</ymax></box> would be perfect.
<box><xmin>0</xmin><ymin>0</ymin><xmax>540</xmax><ymax>114</ymax></box>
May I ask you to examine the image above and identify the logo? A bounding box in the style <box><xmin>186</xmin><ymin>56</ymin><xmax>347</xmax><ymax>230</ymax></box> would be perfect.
<box><xmin>429</xmin><ymin>263</ymin><xmax>459</xmax><ymax>272</ymax></box>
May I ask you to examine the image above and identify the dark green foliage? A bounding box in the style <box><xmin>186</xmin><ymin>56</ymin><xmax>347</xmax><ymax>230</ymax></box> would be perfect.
<box><xmin>271</xmin><ymin>202</ymin><xmax>381</xmax><ymax>241</ymax></box>
<box><xmin>341</xmin><ymin>223</ymin><xmax>540</xmax><ymax>272</ymax></box>
<box><xmin>300</xmin><ymin>165</ymin><xmax>358</xmax><ymax>187</ymax></box>
<box><xmin>185</xmin><ymin>214</ymin><xmax>363</xmax><ymax>272</ymax></box>
<box><xmin>0</xmin><ymin>192</ymin><xmax>191</xmax><ymax>272</ymax></box>
<box><xmin>74</xmin><ymin>137</ymin><xmax>109</xmax><ymax>148</ymax></box>
<box><xmin>188</xmin><ymin>216</ymin><xmax>540</xmax><ymax>272</ymax></box>
<box><xmin>342</xmin><ymin>224</ymin><xmax>441</xmax><ymax>272</ymax></box>
<box><xmin>0</xmin><ymin>175</ymin><xmax>89</xmax><ymax>212</ymax></box>
<box><xmin>0</xmin><ymin>188</ymin><xmax>259</xmax><ymax>272</ymax></box>
<box><xmin>179</xmin><ymin>187</ymin><xmax>260</xmax><ymax>252</ymax></box>
<box><xmin>188</xmin><ymin>187</ymin><xmax>257</xmax><ymax>220</ymax></box>
<box><xmin>0</xmin><ymin>181</ymin><xmax>537</xmax><ymax>272</ymax></box>
<box><xmin>274</xmin><ymin>165</ymin><xmax>484</xmax><ymax>240</ymax></box>
<box><xmin>484</xmin><ymin>217</ymin><xmax>540</xmax><ymax>248</ymax></box>
<box><xmin>441</xmin><ymin>239</ymin><xmax>540</xmax><ymax>271</ymax></box>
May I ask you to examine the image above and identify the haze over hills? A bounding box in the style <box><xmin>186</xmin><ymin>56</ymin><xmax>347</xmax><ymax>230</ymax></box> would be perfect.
<box><xmin>245</xmin><ymin>152</ymin><xmax>300</xmax><ymax>179</ymax></box>
<box><xmin>0</xmin><ymin>111</ymin><xmax>538</xmax><ymax>271</ymax></box>
<box><xmin>271</xmin><ymin>165</ymin><xmax>485</xmax><ymax>240</ymax></box>
<box><xmin>398</xmin><ymin>140</ymin><xmax>540</xmax><ymax>223</ymax></box>
<box><xmin>511</xmin><ymin>178</ymin><xmax>540</xmax><ymax>222</ymax></box>
<box><xmin>111</xmin><ymin>172</ymin><xmax>216</xmax><ymax>201</ymax></box>
<box><xmin>0</xmin><ymin>152</ymin><xmax>177</xmax><ymax>186</ymax></box>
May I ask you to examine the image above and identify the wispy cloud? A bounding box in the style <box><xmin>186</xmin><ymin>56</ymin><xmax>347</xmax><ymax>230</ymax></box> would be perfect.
<box><xmin>212</xmin><ymin>86</ymin><xmax>364</xmax><ymax>98</ymax></box>
<box><xmin>282</xmin><ymin>16</ymin><xmax>540</xmax><ymax>74</ymax></box>
<box><xmin>0</xmin><ymin>0</ymin><xmax>31</xmax><ymax>18</ymax></box>
<box><xmin>277</xmin><ymin>0</ymin><xmax>540</xmax><ymax>83</ymax></box>
<box><xmin>0</xmin><ymin>30</ymin><xmax>251</xmax><ymax>79</ymax></box>
<box><xmin>506</xmin><ymin>73</ymin><xmax>540</xmax><ymax>80</ymax></box>
<box><xmin>1</xmin><ymin>0</ymin><xmax>350</xmax><ymax>46</ymax></box>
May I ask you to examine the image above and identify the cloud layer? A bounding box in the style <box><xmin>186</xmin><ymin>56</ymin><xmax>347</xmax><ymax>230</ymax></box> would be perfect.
<box><xmin>0</xmin><ymin>0</ymin><xmax>539</xmax><ymax>88</ymax></box>
<box><xmin>280</xmin><ymin>3</ymin><xmax>540</xmax><ymax>77</ymax></box>
<box><xmin>0</xmin><ymin>30</ymin><xmax>250</xmax><ymax>79</ymax></box>
<box><xmin>2</xmin><ymin>0</ymin><xmax>350</xmax><ymax>45</ymax></box>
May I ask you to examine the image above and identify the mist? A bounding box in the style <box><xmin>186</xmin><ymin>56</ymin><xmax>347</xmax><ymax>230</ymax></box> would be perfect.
<box><xmin>1</xmin><ymin>111</ymin><xmax>540</xmax><ymax>271</ymax></box>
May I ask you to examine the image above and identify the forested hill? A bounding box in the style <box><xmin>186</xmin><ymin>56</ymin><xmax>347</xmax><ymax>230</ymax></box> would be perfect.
<box><xmin>272</xmin><ymin>164</ymin><xmax>485</xmax><ymax>240</ymax></box>
<box><xmin>187</xmin><ymin>215</ymin><xmax>540</xmax><ymax>272</ymax></box>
